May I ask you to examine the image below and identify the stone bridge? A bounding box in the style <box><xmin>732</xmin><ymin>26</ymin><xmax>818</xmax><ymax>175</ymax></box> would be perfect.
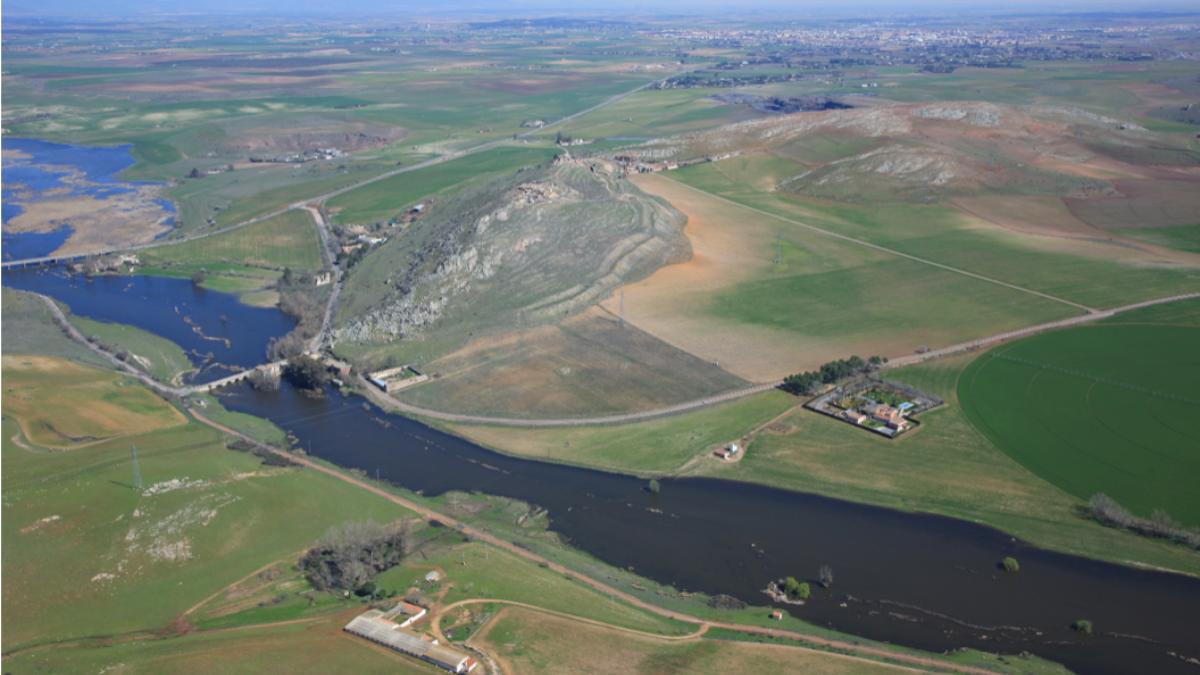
<box><xmin>191</xmin><ymin>361</ymin><xmax>285</xmax><ymax>394</ymax></box>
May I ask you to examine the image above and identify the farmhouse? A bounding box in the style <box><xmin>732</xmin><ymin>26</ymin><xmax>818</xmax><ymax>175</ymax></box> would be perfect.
<box><xmin>369</xmin><ymin>365</ymin><xmax>430</xmax><ymax>393</ymax></box>
<box><xmin>714</xmin><ymin>442</ymin><xmax>740</xmax><ymax>460</ymax></box>
<box><xmin>344</xmin><ymin>609</ymin><xmax>477</xmax><ymax>673</ymax></box>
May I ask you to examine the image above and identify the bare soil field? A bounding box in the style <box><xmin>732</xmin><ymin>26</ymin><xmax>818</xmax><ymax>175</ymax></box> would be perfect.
<box><xmin>601</xmin><ymin>173</ymin><xmax>819</xmax><ymax>381</ymax></box>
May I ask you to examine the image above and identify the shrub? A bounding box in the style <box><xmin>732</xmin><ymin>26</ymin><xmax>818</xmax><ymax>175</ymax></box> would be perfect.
<box><xmin>819</xmin><ymin>564</ymin><xmax>834</xmax><ymax>588</ymax></box>
<box><xmin>1001</xmin><ymin>557</ymin><xmax>1020</xmax><ymax>573</ymax></box>
<box><xmin>1072</xmin><ymin>619</ymin><xmax>1093</xmax><ymax>635</ymax></box>
<box><xmin>647</xmin><ymin>479</ymin><xmax>661</xmax><ymax>494</ymax></box>
<box><xmin>708</xmin><ymin>594</ymin><xmax>747</xmax><ymax>610</ymax></box>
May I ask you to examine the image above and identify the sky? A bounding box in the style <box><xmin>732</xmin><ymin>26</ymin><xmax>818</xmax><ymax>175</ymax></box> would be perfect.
<box><xmin>4</xmin><ymin>0</ymin><xmax>1198</xmax><ymax>18</ymax></box>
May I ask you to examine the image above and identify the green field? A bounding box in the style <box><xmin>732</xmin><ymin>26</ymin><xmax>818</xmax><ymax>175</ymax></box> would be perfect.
<box><xmin>445</xmin><ymin>389</ymin><xmax>795</xmax><ymax>474</ymax></box>
<box><xmin>958</xmin><ymin>306</ymin><xmax>1200</xmax><ymax>526</ymax></box>
<box><xmin>140</xmin><ymin>209</ymin><xmax>323</xmax><ymax>272</ymax></box>
<box><xmin>326</xmin><ymin>145</ymin><xmax>559</xmax><ymax>225</ymax></box>
<box><xmin>72</xmin><ymin>317</ymin><xmax>194</xmax><ymax>383</ymax></box>
<box><xmin>1</xmin><ymin>364</ymin><xmax>409</xmax><ymax>650</ymax></box>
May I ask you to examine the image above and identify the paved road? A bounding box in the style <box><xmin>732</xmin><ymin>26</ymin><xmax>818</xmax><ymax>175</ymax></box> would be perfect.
<box><xmin>302</xmin><ymin>205</ymin><xmax>343</xmax><ymax>352</ymax></box>
<box><xmin>0</xmin><ymin>77</ymin><xmax>664</xmax><ymax>271</ymax></box>
<box><xmin>358</xmin><ymin>374</ymin><xmax>783</xmax><ymax>428</ymax></box>
<box><xmin>885</xmin><ymin>291</ymin><xmax>1200</xmax><ymax>369</ymax></box>
<box><xmin>189</xmin><ymin>406</ymin><xmax>994</xmax><ymax>675</ymax></box>
<box><xmin>358</xmin><ymin>291</ymin><xmax>1200</xmax><ymax>428</ymax></box>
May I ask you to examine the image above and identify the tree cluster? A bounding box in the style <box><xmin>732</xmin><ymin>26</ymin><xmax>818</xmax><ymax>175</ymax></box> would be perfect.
<box><xmin>780</xmin><ymin>355</ymin><xmax>886</xmax><ymax>395</ymax></box>
<box><xmin>1088</xmin><ymin>493</ymin><xmax>1200</xmax><ymax>549</ymax></box>
<box><xmin>300</xmin><ymin>521</ymin><xmax>411</xmax><ymax>593</ymax></box>
<box><xmin>284</xmin><ymin>354</ymin><xmax>331</xmax><ymax>392</ymax></box>
<box><xmin>783</xmin><ymin>576</ymin><xmax>811</xmax><ymax>601</ymax></box>
<box><xmin>266</xmin><ymin>267</ymin><xmax>328</xmax><ymax>361</ymax></box>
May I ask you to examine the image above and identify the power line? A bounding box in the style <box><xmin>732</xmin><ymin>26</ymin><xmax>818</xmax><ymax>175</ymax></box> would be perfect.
<box><xmin>130</xmin><ymin>444</ymin><xmax>143</xmax><ymax>492</ymax></box>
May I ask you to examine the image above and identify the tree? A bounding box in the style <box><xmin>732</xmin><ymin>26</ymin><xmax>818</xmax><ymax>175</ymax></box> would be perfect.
<box><xmin>783</xmin><ymin>576</ymin><xmax>810</xmax><ymax>600</ymax></box>
<box><xmin>300</xmin><ymin>521</ymin><xmax>411</xmax><ymax>591</ymax></box>
<box><xmin>188</xmin><ymin>167</ymin><xmax>202</xmax><ymax>179</ymax></box>
<box><xmin>284</xmin><ymin>354</ymin><xmax>330</xmax><ymax>391</ymax></box>
<box><xmin>819</xmin><ymin>564</ymin><xmax>834</xmax><ymax>588</ymax></box>
<box><xmin>190</xmin><ymin>269</ymin><xmax>207</xmax><ymax>286</ymax></box>
<box><xmin>1001</xmin><ymin>556</ymin><xmax>1020</xmax><ymax>573</ymax></box>
<box><xmin>1072</xmin><ymin>619</ymin><xmax>1093</xmax><ymax>635</ymax></box>
<box><xmin>647</xmin><ymin>479</ymin><xmax>661</xmax><ymax>494</ymax></box>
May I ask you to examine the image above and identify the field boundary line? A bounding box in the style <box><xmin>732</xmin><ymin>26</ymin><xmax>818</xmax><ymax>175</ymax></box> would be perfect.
<box><xmin>654</xmin><ymin>175</ymin><xmax>1098</xmax><ymax>313</ymax></box>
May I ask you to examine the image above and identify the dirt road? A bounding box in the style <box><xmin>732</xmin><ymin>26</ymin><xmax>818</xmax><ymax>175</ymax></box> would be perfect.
<box><xmin>187</xmin><ymin>406</ymin><xmax>997</xmax><ymax>675</ymax></box>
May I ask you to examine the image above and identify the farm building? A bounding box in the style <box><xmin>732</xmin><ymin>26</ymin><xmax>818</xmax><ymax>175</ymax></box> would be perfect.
<box><xmin>714</xmin><ymin>442</ymin><xmax>740</xmax><ymax>460</ymax></box>
<box><xmin>369</xmin><ymin>365</ymin><xmax>430</xmax><ymax>393</ymax></box>
<box><xmin>384</xmin><ymin>601</ymin><xmax>428</xmax><ymax>628</ymax></box>
<box><xmin>344</xmin><ymin>609</ymin><xmax>477</xmax><ymax>673</ymax></box>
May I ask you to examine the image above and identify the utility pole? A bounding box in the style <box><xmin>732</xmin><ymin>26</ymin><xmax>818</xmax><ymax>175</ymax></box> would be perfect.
<box><xmin>130</xmin><ymin>444</ymin><xmax>143</xmax><ymax>492</ymax></box>
<box><xmin>619</xmin><ymin>289</ymin><xmax>625</xmax><ymax>328</ymax></box>
<box><xmin>773</xmin><ymin>233</ymin><xmax>782</xmax><ymax>266</ymax></box>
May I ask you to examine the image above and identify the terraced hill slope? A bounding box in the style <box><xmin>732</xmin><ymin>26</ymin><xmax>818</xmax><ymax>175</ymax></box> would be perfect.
<box><xmin>334</xmin><ymin>157</ymin><xmax>690</xmax><ymax>363</ymax></box>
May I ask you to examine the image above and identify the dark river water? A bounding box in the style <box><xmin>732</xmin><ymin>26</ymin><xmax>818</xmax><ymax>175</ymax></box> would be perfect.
<box><xmin>2</xmin><ymin>267</ymin><xmax>294</xmax><ymax>382</ymax></box>
<box><xmin>9</xmin><ymin>268</ymin><xmax>1200</xmax><ymax>674</ymax></box>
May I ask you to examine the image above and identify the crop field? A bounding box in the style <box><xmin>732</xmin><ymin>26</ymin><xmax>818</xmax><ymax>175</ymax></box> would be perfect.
<box><xmin>140</xmin><ymin>209</ymin><xmax>323</xmax><ymax>272</ymax></box>
<box><xmin>326</xmin><ymin>145</ymin><xmax>559</xmax><ymax>225</ymax></box>
<box><xmin>2</xmin><ymin>355</ymin><xmax>186</xmax><ymax>449</ymax></box>
<box><xmin>668</xmin><ymin>161</ymin><xmax>1200</xmax><ymax>311</ymax></box>
<box><xmin>958</xmin><ymin>303</ymin><xmax>1200</xmax><ymax>526</ymax></box>
<box><xmin>395</xmin><ymin>310</ymin><xmax>747</xmax><ymax>418</ymax></box>
<box><xmin>612</xmin><ymin>173</ymin><xmax>1076</xmax><ymax>381</ymax></box>
<box><xmin>683</xmin><ymin>353</ymin><xmax>1200</xmax><ymax>575</ymax></box>
<box><xmin>474</xmin><ymin>606</ymin><xmax>907</xmax><ymax>675</ymax></box>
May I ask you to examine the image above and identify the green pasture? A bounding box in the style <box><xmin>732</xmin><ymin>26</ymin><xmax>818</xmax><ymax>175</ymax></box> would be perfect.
<box><xmin>2</xmin><ymin>404</ymin><xmax>407</xmax><ymax>651</ymax></box>
<box><xmin>326</xmin><ymin>146</ymin><xmax>558</xmax><ymax>224</ymax></box>
<box><xmin>140</xmin><ymin>209</ymin><xmax>322</xmax><ymax>272</ymax></box>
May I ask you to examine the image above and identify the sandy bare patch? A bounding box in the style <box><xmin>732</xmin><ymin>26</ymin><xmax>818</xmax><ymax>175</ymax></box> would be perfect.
<box><xmin>601</xmin><ymin>174</ymin><xmax>860</xmax><ymax>380</ymax></box>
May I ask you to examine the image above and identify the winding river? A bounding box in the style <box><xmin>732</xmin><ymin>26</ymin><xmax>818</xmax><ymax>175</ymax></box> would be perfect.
<box><xmin>7</xmin><ymin>267</ymin><xmax>1200</xmax><ymax>675</ymax></box>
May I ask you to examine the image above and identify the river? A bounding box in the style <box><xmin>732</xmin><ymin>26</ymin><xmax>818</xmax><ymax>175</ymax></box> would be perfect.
<box><xmin>3</xmin><ymin>267</ymin><xmax>294</xmax><ymax>383</ymax></box>
<box><xmin>9</xmin><ymin>267</ymin><xmax>1200</xmax><ymax>674</ymax></box>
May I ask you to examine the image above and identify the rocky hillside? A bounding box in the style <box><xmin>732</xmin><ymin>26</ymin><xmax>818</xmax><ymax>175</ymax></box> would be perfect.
<box><xmin>334</xmin><ymin>157</ymin><xmax>689</xmax><ymax>353</ymax></box>
<box><xmin>622</xmin><ymin>101</ymin><xmax>1195</xmax><ymax>203</ymax></box>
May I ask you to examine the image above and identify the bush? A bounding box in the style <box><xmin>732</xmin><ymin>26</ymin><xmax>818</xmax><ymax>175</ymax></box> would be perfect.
<box><xmin>1001</xmin><ymin>556</ymin><xmax>1020</xmax><ymax>573</ymax></box>
<box><xmin>708</xmin><ymin>594</ymin><xmax>747</xmax><ymax>610</ymax></box>
<box><xmin>647</xmin><ymin>479</ymin><xmax>661</xmax><ymax>494</ymax></box>
<box><xmin>1072</xmin><ymin>619</ymin><xmax>1093</xmax><ymax>635</ymax></box>
<box><xmin>1088</xmin><ymin>493</ymin><xmax>1200</xmax><ymax>549</ymax></box>
<box><xmin>818</xmin><ymin>564</ymin><xmax>834</xmax><ymax>588</ymax></box>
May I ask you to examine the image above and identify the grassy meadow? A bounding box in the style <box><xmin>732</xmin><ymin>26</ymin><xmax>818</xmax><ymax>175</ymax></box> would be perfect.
<box><xmin>475</xmin><ymin>606</ymin><xmax>907</xmax><ymax>675</ymax></box>
<box><xmin>443</xmin><ymin>389</ymin><xmax>795</xmax><ymax>474</ymax></box>
<box><xmin>72</xmin><ymin>317</ymin><xmax>195</xmax><ymax>383</ymax></box>
<box><xmin>140</xmin><ymin>209</ymin><xmax>323</xmax><ymax>273</ymax></box>
<box><xmin>1</xmin><ymin>356</ymin><xmax>410</xmax><ymax>651</ymax></box>
<box><xmin>326</xmin><ymin>145</ymin><xmax>559</xmax><ymax>225</ymax></box>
